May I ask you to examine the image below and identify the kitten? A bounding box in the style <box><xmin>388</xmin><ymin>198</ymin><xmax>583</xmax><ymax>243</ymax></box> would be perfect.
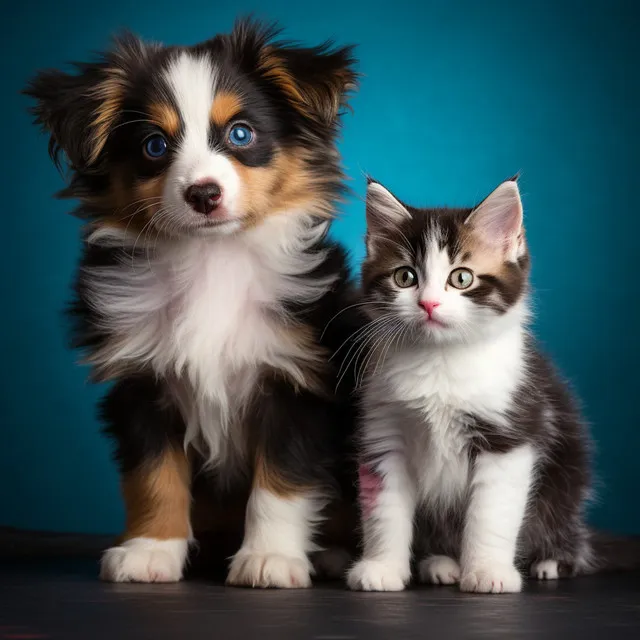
<box><xmin>346</xmin><ymin>177</ymin><xmax>593</xmax><ymax>593</ymax></box>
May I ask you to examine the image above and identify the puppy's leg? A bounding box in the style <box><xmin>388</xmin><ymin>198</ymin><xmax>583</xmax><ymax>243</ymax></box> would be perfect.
<box><xmin>226</xmin><ymin>457</ymin><xmax>323</xmax><ymax>589</ymax></box>
<box><xmin>227</xmin><ymin>379</ymin><xmax>337</xmax><ymax>589</ymax></box>
<box><xmin>100</xmin><ymin>448</ymin><xmax>192</xmax><ymax>583</ymax></box>
<box><xmin>99</xmin><ymin>378</ymin><xmax>192</xmax><ymax>583</ymax></box>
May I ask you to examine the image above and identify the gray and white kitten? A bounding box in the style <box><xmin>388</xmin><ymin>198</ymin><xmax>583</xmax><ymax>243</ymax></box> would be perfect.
<box><xmin>347</xmin><ymin>177</ymin><xmax>594</xmax><ymax>593</ymax></box>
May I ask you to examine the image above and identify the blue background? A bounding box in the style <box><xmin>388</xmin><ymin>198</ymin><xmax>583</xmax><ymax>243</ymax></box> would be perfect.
<box><xmin>2</xmin><ymin>0</ymin><xmax>638</xmax><ymax>534</ymax></box>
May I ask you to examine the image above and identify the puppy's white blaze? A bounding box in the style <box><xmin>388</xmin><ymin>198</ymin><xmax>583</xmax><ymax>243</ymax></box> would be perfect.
<box><xmin>164</xmin><ymin>52</ymin><xmax>216</xmax><ymax>146</ymax></box>
<box><xmin>100</xmin><ymin>537</ymin><xmax>189</xmax><ymax>583</ymax></box>
<box><xmin>227</xmin><ymin>489</ymin><xmax>324</xmax><ymax>588</ymax></box>
<box><xmin>162</xmin><ymin>52</ymin><xmax>241</xmax><ymax>224</ymax></box>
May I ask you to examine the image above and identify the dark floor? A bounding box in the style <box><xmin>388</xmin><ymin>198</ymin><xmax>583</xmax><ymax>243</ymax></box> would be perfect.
<box><xmin>1</xmin><ymin>529</ymin><xmax>640</xmax><ymax>640</ymax></box>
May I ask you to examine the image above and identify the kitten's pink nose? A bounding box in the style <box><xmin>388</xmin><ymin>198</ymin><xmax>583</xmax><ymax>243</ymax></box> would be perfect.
<box><xmin>420</xmin><ymin>300</ymin><xmax>441</xmax><ymax>318</ymax></box>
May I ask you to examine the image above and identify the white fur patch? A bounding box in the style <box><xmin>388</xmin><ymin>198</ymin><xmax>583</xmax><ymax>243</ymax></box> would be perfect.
<box><xmin>460</xmin><ymin>445</ymin><xmax>535</xmax><ymax>594</ymax></box>
<box><xmin>419</xmin><ymin>555</ymin><xmax>461</xmax><ymax>585</ymax></box>
<box><xmin>346</xmin><ymin>558</ymin><xmax>409</xmax><ymax>592</ymax></box>
<box><xmin>365</xmin><ymin>313</ymin><xmax>527</xmax><ymax>509</ymax></box>
<box><xmin>531</xmin><ymin>559</ymin><xmax>559</xmax><ymax>580</ymax></box>
<box><xmin>87</xmin><ymin>215</ymin><xmax>333</xmax><ymax>471</ymax></box>
<box><xmin>226</xmin><ymin>488</ymin><xmax>323</xmax><ymax>589</ymax></box>
<box><xmin>100</xmin><ymin>537</ymin><xmax>189</xmax><ymax>583</ymax></box>
<box><xmin>459</xmin><ymin>562</ymin><xmax>522</xmax><ymax>594</ymax></box>
<box><xmin>346</xmin><ymin>453</ymin><xmax>415</xmax><ymax>592</ymax></box>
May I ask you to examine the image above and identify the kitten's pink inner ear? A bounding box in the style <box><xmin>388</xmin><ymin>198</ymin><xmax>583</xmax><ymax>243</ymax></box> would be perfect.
<box><xmin>466</xmin><ymin>180</ymin><xmax>523</xmax><ymax>250</ymax></box>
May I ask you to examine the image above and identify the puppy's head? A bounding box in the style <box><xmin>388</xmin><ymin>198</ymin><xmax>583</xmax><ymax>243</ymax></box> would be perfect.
<box><xmin>25</xmin><ymin>20</ymin><xmax>357</xmax><ymax>238</ymax></box>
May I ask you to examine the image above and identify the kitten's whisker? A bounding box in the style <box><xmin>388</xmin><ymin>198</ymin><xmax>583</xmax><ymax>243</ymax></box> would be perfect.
<box><xmin>321</xmin><ymin>301</ymin><xmax>397</xmax><ymax>341</ymax></box>
<box><xmin>369</xmin><ymin>321</ymin><xmax>404</xmax><ymax>383</ymax></box>
<box><xmin>332</xmin><ymin>313</ymin><xmax>398</xmax><ymax>364</ymax></box>
<box><xmin>337</xmin><ymin>316</ymin><xmax>397</xmax><ymax>389</ymax></box>
<box><xmin>330</xmin><ymin>312</ymin><xmax>397</xmax><ymax>361</ymax></box>
<box><xmin>356</xmin><ymin>320</ymin><xmax>401</xmax><ymax>388</ymax></box>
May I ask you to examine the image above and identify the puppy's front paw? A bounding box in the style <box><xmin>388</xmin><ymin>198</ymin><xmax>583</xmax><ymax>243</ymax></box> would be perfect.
<box><xmin>460</xmin><ymin>562</ymin><xmax>522</xmax><ymax>593</ymax></box>
<box><xmin>530</xmin><ymin>559</ymin><xmax>559</xmax><ymax>580</ymax></box>
<box><xmin>100</xmin><ymin>538</ymin><xmax>188</xmax><ymax>583</ymax></box>
<box><xmin>346</xmin><ymin>558</ymin><xmax>410</xmax><ymax>592</ymax></box>
<box><xmin>418</xmin><ymin>555</ymin><xmax>461</xmax><ymax>585</ymax></box>
<box><xmin>226</xmin><ymin>551</ymin><xmax>312</xmax><ymax>589</ymax></box>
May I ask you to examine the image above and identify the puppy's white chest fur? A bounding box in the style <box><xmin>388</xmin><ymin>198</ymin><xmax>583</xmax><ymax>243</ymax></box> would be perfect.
<box><xmin>385</xmin><ymin>326</ymin><xmax>525</xmax><ymax>505</ymax></box>
<box><xmin>86</xmin><ymin>217</ymin><xmax>331</xmax><ymax>465</ymax></box>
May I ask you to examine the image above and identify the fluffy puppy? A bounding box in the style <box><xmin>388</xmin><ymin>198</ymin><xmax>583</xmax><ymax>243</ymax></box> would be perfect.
<box><xmin>25</xmin><ymin>20</ymin><xmax>361</xmax><ymax>588</ymax></box>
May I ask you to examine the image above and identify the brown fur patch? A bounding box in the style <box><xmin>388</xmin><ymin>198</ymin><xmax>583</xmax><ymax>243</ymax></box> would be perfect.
<box><xmin>87</xmin><ymin>171</ymin><xmax>167</xmax><ymax>239</ymax></box>
<box><xmin>457</xmin><ymin>226</ymin><xmax>527</xmax><ymax>282</ymax></box>
<box><xmin>455</xmin><ymin>225</ymin><xmax>529</xmax><ymax>310</ymax></box>
<box><xmin>120</xmin><ymin>448</ymin><xmax>191</xmax><ymax>541</ymax></box>
<box><xmin>259</xmin><ymin>48</ymin><xmax>308</xmax><ymax>115</ymax></box>
<box><xmin>231</xmin><ymin>148</ymin><xmax>332</xmax><ymax>225</ymax></box>
<box><xmin>253</xmin><ymin>450</ymin><xmax>305</xmax><ymax>498</ymax></box>
<box><xmin>87</xmin><ymin>70</ymin><xmax>129</xmax><ymax>165</ymax></box>
<box><xmin>148</xmin><ymin>103</ymin><xmax>180</xmax><ymax>137</ymax></box>
<box><xmin>456</xmin><ymin>229</ymin><xmax>507</xmax><ymax>281</ymax></box>
<box><xmin>258</xmin><ymin>47</ymin><xmax>351</xmax><ymax>123</ymax></box>
<box><xmin>210</xmin><ymin>91</ymin><xmax>243</xmax><ymax>127</ymax></box>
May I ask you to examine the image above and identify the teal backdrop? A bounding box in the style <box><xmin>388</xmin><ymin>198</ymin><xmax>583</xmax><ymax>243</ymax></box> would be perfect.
<box><xmin>2</xmin><ymin>0</ymin><xmax>638</xmax><ymax>534</ymax></box>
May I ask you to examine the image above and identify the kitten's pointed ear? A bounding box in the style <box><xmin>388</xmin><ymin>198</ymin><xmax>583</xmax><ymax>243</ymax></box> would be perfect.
<box><xmin>365</xmin><ymin>179</ymin><xmax>411</xmax><ymax>255</ymax></box>
<box><xmin>465</xmin><ymin>178</ymin><xmax>524</xmax><ymax>258</ymax></box>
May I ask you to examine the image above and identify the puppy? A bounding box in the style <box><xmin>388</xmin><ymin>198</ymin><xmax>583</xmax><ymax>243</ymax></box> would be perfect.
<box><xmin>25</xmin><ymin>19</ymin><xmax>361</xmax><ymax>588</ymax></box>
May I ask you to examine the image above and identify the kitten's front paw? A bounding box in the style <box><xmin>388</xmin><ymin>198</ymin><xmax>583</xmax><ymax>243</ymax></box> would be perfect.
<box><xmin>226</xmin><ymin>551</ymin><xmax>312</xmax><ymax>589</ymax></box>
<box><xmin>530</xmin><ymin>559</ymin><xmax>559</xmax><ymax>580</ymax></box>
<box><xmin>418</xmin><ymin>555</ymin><xmax>461</xmax><ymax>585</ymax></box>
<box><xmin>100</xmin><ymin>538</ymin><xmax>188</xmax><ymax>583</ymax></box>
<box><xmin>460</xmin><ymin>562</ymin><xmax>522</xmax><ymax>594</ymax></box>
<box><xmin>346</xmin><ymin>559</ymin><xmax>410</xmax><ymax>592</ymax></box>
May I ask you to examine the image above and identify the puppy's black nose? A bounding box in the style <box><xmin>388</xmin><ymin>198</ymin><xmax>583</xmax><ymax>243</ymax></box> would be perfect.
<box><xmin>185</xmin><ymin>182</ymin><xmax>222</xmax><ymax>214</ymax></box>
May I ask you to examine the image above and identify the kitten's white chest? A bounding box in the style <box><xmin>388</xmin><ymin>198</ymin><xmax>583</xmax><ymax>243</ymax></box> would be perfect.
<box><xmin>386</xmin><ymin>328</ymin><xmax>526</xmax><ymax>505</ymax></box>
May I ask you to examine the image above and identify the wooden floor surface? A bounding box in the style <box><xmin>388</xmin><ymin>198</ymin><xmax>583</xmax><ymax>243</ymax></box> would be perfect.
<box><xmin>1</xmin><ymin>529</ymin><xmax>639</xmax><ymax>639</ymax></box>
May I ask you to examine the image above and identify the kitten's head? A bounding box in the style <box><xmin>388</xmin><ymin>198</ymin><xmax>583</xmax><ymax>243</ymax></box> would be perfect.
<box><xmin>361</xmin><ymin>177</ymin><xmax>530</xmax><ymax>345</ymax></box>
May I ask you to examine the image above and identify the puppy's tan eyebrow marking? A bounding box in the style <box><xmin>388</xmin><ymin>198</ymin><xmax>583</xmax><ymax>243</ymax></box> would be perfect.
<box><xmin>210</xmin><ymin>91</ymin><xmax>243</xmax><ymax>127</ymax></box>
<box><xmin>148</xmin><ymin>103</ymin><xmax>180</xmax><ymax>136</ymax></box>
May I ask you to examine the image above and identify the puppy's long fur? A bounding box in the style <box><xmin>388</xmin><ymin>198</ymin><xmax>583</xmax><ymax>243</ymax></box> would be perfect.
<box><xmin>25</xmin><ymin>20</ymin><xmax>362</xmax><ymax>587</ymax></box>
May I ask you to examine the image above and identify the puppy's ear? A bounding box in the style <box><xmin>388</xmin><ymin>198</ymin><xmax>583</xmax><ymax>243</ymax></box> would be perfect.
<box><xmin>230</xmin><ymin>19</ymin><xmax>358</xmax><ymax>127</ymax></box>
<box><xmin>24</xmin><ymin>33</ymin><xmax>153</xmax><ymax>171</ymax></box>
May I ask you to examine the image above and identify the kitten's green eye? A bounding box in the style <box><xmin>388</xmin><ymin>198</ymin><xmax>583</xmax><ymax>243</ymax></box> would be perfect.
<box><xmin>394</xmin><ymin>267</ymin><xmax>418</xmax><ymax>288</ymax></box>
<box><xmin>449</xmin><ymin>268</ymin><xmax>474</xmax><ymax>289</ymax></box>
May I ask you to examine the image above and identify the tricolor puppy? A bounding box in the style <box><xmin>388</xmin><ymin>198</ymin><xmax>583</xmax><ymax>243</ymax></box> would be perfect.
<box><xmin>25</xmin><ymin>20</ymin><xmax>362</xmax><ymax>588</ymax></box>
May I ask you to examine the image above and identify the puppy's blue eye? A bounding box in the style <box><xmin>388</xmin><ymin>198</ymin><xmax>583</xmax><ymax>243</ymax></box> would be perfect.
<box><xmin>144</xmin><ymin>135</ymin><xmax>168</xmax><ymax>159</ymax></box>
<box><xmin>228</xmin><ymin>124</ymin><xmax>253</xmax><ymax>147</ymax></box>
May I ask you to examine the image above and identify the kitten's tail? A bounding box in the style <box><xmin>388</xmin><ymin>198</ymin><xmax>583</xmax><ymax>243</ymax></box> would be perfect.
<box><xmin>587</xmin><ymin>531</ymin><xmax>640</xmax><ymax>573</ymax></box>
